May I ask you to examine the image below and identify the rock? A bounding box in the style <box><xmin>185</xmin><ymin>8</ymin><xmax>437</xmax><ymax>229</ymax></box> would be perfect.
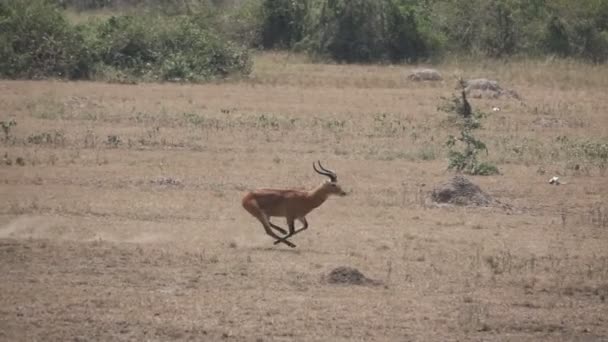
<box><xmin>408</xmin><ymin>68</ymin><xmax>443</xmax><ymax>81</ymax></box>
<box><xmin>464</xmin><ymin>78</ymin><xmax>521</xmax><ymax>100</ymax></box>
<box><xmin>465</xmin><ymin>78</ymin><xmax>502</xmax><ymax>92</ymax></box>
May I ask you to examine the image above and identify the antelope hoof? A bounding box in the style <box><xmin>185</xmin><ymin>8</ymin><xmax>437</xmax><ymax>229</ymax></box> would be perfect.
<box><xmin>273</xmin><ymin>236</ymin><xmax>292</xmax><ymax>245</ymax></box>
<box><xmin>275</xmin><ymin>238</ymin><xmax>296</xmax><ymax>248</ymax></box>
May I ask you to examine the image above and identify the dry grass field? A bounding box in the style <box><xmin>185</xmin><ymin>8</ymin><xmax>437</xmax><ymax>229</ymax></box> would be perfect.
<box><xmin>1</xmin><ymin>52</ymin><xmax>607</xmax><ymax>341</ymax></box>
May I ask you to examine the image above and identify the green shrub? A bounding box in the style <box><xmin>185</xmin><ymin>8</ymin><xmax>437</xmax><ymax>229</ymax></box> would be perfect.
<box><xmin>480</xmin><ymin>1</ymin><xmax>517</xmax><ymax>57</ymax></box>
<box><xmin>260</xmin><ymin>0</ymin><xmax>308</xmax><ymax>48</ymax></box>
<box><xmin>93</xmin><ymin>15</ymin><xmax>252</xmax><ymax>81</ymax></box>
<box><xmin>557</xmin><ymin>136</ymin><xmax>608</xmax><ymax>174</ymax></box>
<box><xmin>220</xmin><ymin>0</ymin><xmax>264</xmax><ymax>47</ymax></box>
<box><xmin>0</xmin><ymin>0</ymin><xmax>94</xmax><ymax>79</ymax></box>
<box><xmin>544</xmin><ymin>16</ymin><xmax>570</xmax><ymax>56</ymax></box>
<box><xmin>570</xmin><ymin>20</ymin><xmax>608</xmax><ymax>63</ymax></box>
<box><xmin>0</xmin><ymin>1</ymin><xmax>252</xmax><ymax>81</ymax></box>
<box><xmin>384</xmin><ymin>1</ymin><xmax>428</xmax><ymax>61</ymax></box>
<box><xmin>1</xmin><ymin>119</ymin><xmax>17</xmax><ymax>142</ymax></box>
<box><xmin>302</xmin><ymin>0</ymin><xmax>428</xmax><ymax>62</ymax></box>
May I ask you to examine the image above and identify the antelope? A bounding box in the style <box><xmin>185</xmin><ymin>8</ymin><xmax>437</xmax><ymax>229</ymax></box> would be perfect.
<box><xmin>242</xmin><ymin>161</ymin><xmax>347</xmax><ymax>248</ymax></box>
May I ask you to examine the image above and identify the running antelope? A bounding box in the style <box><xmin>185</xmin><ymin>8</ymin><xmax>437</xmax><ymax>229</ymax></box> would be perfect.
<box><xmin>242</xmin><ymin>161</ymin><xmax>346</xmax><ymax>248</ymax></box>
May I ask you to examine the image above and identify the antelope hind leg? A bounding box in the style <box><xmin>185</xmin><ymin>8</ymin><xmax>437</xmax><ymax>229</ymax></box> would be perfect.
<box><xmin>272</xmin><ymin>234</ymin><xmax>297</xmax><ymax>247</ymax></box>
<box><xmin>273</xmin><ymin>218</ymin><xmax>308</xmax><ymax>245</ymax></box>
<box><xmin>258</xmin><ymin>215</ymin><xmax>295</xmax><ymax>247</ymax></box>
<box><xmin>267</xmin><ymin>229</ymin><xmax>296</xmax><ymax>248</ymax></box>
<box><xmin>268</xmin><ymin>220</ymin><xmax>288</xmax><ymax>235</ymax></box>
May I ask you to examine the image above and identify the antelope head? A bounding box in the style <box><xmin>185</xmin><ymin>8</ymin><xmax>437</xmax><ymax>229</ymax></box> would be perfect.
<box><xmin>313</xmin><ymin>160</ymin><xmax>347</xmax><ymax>197</ymax></box>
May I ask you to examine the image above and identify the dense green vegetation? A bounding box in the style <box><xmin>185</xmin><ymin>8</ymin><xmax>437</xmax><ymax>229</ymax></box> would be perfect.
<box><xmin>0</xmin><ymin>0</ymin><xmax>251</xmax><ymax>81</ymax></box>
<box><xmin>255</xmin><ymin>0</ymin><xmax>608</xmax><ymax>62</ymax></box>
<box><xmin>1</xmin><ymin>0</ymin><xmax>607</xmax><ymax>81</ymax></box>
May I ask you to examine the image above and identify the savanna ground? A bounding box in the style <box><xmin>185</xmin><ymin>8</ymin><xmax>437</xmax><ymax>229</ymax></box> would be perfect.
<box><xmin>1</xmin><ymin>53</ymin><xmax>607</xmax><ymax>341</ymax></box>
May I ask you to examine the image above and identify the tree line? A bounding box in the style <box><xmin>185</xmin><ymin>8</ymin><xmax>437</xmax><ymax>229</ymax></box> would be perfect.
<box><xmin>1</xmin><ymin>0</ymin><xmax>607</xmax><ymax>81</ymax></box>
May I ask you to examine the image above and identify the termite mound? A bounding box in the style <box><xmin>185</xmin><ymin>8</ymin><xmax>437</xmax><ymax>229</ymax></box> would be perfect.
<box><xmin>323</xmin><ymin>266</ymin><xmax>381</xmax><ymax>286</ymax></box>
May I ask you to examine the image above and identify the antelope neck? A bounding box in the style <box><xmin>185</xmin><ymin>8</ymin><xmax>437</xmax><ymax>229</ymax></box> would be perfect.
<box><xmin>307</xmin><ymin>183</ymin><xmax>330</xmax><ymax>209</ymax></box>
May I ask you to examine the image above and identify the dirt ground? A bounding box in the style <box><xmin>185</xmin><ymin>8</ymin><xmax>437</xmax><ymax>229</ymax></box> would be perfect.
<box><xmin>1</xmin><ymin>54</ymin><xmax>607</xmax><ymax>341</ymax></box>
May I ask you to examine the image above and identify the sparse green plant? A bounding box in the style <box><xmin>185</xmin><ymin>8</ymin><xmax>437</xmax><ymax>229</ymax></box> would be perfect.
<box><xmin>556</xmin><ymin>136</ymin><xmax>608</xmax><ymax>175</ymax></box>
<box><xmin>589</xmin><ymin>204</ymin><xmax>608</xmax><ymax>229</ymax></box>
<box><xmin>441</xmin><ymin>82</ymin><xmax>498</xmax><ymax>176</ymax></box>
<box><xmin>27</xmin><ymin>130</ymin><xmax>65</xmax><ymax>146</ymax></box>
<box><xmin>484</xmin><ymin>250</ymin><xmax>514</xmax><ymax>275</ymax></box>
<box><xmin>48</xmin><ymin>153</ymin><xmax>58</xmax><ymax>165</ymax></box>
<box><xmin>183</xmin><ymin>112</ymin><xmax>207</xmax><ymax>126</ymax></box>
<box><xmin>3</xmin><ymin>152</ymin><xmax>12</xmax><ymax>166</ymax></box>
<box><xmin>147</xmin><ymin>126</ymin><xmax>161</xmax><ymax>141</ymax></box>
<box><xmin>324</xmin><ymin>119</ymin><xmax>346</xmax><ymax>132</ymax></box>
<box><xmin>372</xmin><ymin>112</ymin><xmax>407</xmax><ymax>137</ymax></box>
<box><xmin>84</xmin><ymin>129</ymin><xmax>97</xmax><ymax>148</ymax></box>
<box><xmin>106</xmin><ymin>134</ymin><xmax>121</xmax><ymax>147</ymax></box>
<box><xmin>417</xmin><ymin>146</ymin><xmax>436</xmax><ymax>161</ymax></box>
<box><xmin>581</xmin><ymin>142</ymin><xmax>608</xmax><ymax>175</ymax></box>
<box><xmin>1</xmin><ymin>119</ymin><xmax>17</xmax><ymax>142</ymax></box>
<box><xmin>256</xmin><ymin>114</ymin><xmax>280</xmax><ymax>130</ymax></box>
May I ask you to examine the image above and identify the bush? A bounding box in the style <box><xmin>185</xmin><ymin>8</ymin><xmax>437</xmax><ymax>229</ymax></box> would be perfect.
<box><xmin>570</xmin><ymin>20</ymin><xmax>608</xmax><ymax>63</ymax></box>
<box><xmin>219</xmin><ymin>0</ymin><xmax>264</xmax><ymax>48</ymax></box>
<box><xmin>385</xmin><ymin>2</ymin><xmax>428</xmax><ymax>62</ymax></box>
<box><xmin>260</xmin><ymin>0</ymin><xmax>308</xmax><ymax>49</ymax></box>
<box><xmin>313</xmin><ymin>0</ymin><xmax>386</xmax><ymax>62</ymax></box>
<box><xmin>94</xmin><ymin>15</ymin><xmax>251</xmax><ymax>81</ymax></box>
<box><xmin>544</xmin><ymin>16</ymin><xmax>570</xmax><ymax>57</ymax></box>
<box><xmin>0</xmin><ymin>0</ymin><xmax>94</xmax><ymax>79</ymax></box>
<box><xmin>0</xmin><ymin>0</ymin><xmax>252</xmax><ymax>81</ymax></box>
<box><xmin>300</xmin><ymin>0</ymin><xmax>428</xmax><ymax>63</ymax></box>
<box><xmin>480</xmin><ymin>1</ymin><xmax>517</xmax><ymax>57</ymax></box>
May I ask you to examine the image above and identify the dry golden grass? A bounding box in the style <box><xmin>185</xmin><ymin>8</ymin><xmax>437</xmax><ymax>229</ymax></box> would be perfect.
<box><xmin>1</xmin><ymin>52</ymin><xmax>607</xmax><ymax>341</ymax></box>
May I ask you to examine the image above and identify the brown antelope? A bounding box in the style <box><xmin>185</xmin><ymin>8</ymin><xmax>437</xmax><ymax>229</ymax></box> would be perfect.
<box><xmin>242</xmin><ymin>161</ymin><xmax>346</xmax><ymax>248</ymax></box>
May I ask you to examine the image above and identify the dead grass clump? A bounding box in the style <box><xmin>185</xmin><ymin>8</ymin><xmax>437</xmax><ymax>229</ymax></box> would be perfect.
<box><xmin>324</xmin><ymin>266</ymin><xmax>380</xmax><ymax>286</ymax></box>
<box><xmin>407</xmin><ymin>68</ymin><xmax>443</xmax><ymax>81</ymax></box>
<box><xmin>532</xmin><ymin>116</ymin><xmax>567</xmax><ymax>128</ymax></box>
<box><xmin>431</xmin><ymin>175</ymin><xmax>493</xmax><ymax>206</ymax></box>
<box><xmin>150</xmin><ymin>176</ymin><xmax>183</xmax><ymax>187</ymax></box>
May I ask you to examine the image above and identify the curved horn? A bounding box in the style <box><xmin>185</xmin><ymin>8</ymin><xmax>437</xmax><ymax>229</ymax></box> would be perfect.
<box><xmin>313</xmin><ymin>160</ymin><xmax>337</xmax><ymax>182</ymax></box>
<box><xmin>317</xmin><ymin>161</ymin><xmax>336</xmax><ymax>176</ymax></box>
<box><xmin>313</xmin><ymin>161</ymin><xmax>329</xmax><ymax>176</ymax></box>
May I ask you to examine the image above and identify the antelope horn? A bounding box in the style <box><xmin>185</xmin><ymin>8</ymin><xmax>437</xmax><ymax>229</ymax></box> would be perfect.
<box><xmin>313</xmin><ymin>160</ymin><xmax>337</xmax><ymax>182</ymax></box>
